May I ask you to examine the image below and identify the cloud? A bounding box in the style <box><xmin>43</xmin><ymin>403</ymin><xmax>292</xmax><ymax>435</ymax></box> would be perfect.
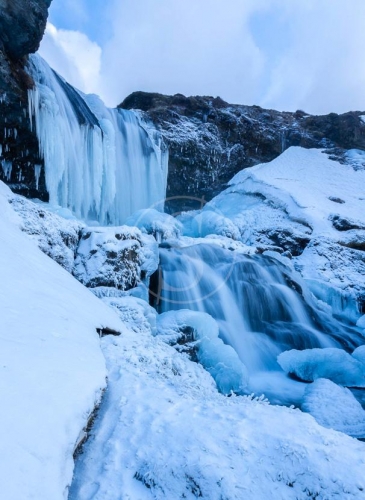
<box><xmin>39</xmin><ymin>23</ymin><xmax>102</xmax><ymax>96</ymax></box>
<box><xmin>259</xmin><ymin>0</ymin><xmax>365</xmax><ymax>114</ymax></box>
<box><xmin>40</xmin><ymin>0</ymin><xmax>365</xmax><ymax>114</ymax></box>
<box><xmin>98</xmin><ymin>0</ymin><xmax>267</xmax><ymax>106</ymax></box>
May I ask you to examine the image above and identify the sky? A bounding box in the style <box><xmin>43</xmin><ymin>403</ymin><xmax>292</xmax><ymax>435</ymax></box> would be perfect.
<box><xmin>39</xmin><ymin>0</ymin><xmax>365</xmax><ymax>114</ymax></box>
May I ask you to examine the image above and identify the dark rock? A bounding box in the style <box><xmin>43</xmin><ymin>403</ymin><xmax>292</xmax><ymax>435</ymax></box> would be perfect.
<box><xmin>263</xmin><ymin>229</ymin><xmax>311</xmax><ymax>257</ymax></box>
<box><xmin>0</xmin><ymin>0</ymin><xmax>52</xmax><ymax>59</ymax></box>
<box><xmin>120</xmin><ymin>92</ymin><xmax>365</xmax><ymax>211</ymax></box>
<box><xmin>330</xmin><ymin>214</ymin><xmax>365</xmax><ymax>232</ymax></box>
<box><xmin>0</xmin><ymin>0</ymin><xmax>52</xmax><ymax>200</ymax></box>
<box><xmin>329</xmin><ymin>196</ymin><xmax>346</xmax><ymax>204</ymax></box>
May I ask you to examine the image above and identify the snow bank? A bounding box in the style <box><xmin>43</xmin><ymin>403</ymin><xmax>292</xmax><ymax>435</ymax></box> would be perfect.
<box><xmin>70</xmin><ymin>305</ymin><xmax>365</xmax><ymax>500</ymax></box>
<box><xmin>278</xmin><ymin>347</ymin><xmax>365</xmax><ymax>387</ymax></box>
<box><xmin>0</xmin><ymin>181</ymin><xmax>123</xmax><ymax>499</ymax></box>
<box><xmin>157</xmin><ymin>310</ymin><xmax>248</xmax><ymax>394</ymax></box>
<box><xmin>302</xmin><ymin>379</ymin><xmax>365</xmax><ymax>438</ymax></box>
<box><xmin>229</xmin><ymin>147</ymin><xmax>365</xmax><ymax>238</ymax></box>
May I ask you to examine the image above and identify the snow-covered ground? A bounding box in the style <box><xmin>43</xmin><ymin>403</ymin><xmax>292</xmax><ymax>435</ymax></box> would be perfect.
<box><xmin>0</xmin><ymin>182</ymin><xmax>122</xmax><ymax>499</ymax></box>
<box><xmin>2</xmin><ymin>145</ymin><xmax>365</xmax><ymax>499</ymax></box>
<box><xmin>68</xmin><ymin>296</ymin><xmax>365</xmax><ymax>500</ymax></box>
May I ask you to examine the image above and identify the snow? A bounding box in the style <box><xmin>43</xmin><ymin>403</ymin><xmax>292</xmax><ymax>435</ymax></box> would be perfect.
<box><xmin>74</xmin><ymin>226</ymin><xmax>158</xmax><ymax>290</ymax></box>
<box><xmin>278</xmin><ymin>347</ymin><xmax>365</xmax><ymax>387</ymax></box>
<box><xmin>0</xmin><ymin>181</ymin><xmax>124</xmax><ymax>499</ymax></box>
<box><xmin>157</xmin><ymin>310</ymin><xmax>248</xmax><ymax>394</ymax></box>
<box><xmin>69</xmin><ymin>298</ymin><xmax>365</xmax><ymax>500</ymax></box>
<box><xmin>229</xmin><ymin>147</ymin><xmax>365</xmax><ymax>239</ymax></box>
<box><xmin>2</xmin><ymin>158</ymin><xmax>365</xmax><ymax>498</ymax></box>
<box><xmin>9</xmin><ymin>193</ymin><xmax>83</xmax><ymax>272</ymax></box>
<box><xmin>206</xmin><ymin>146</ymin><xmax>365</xmax><ymax>322</ymax></box>
<box><xmin>125</xmin><ymin>208</ymin><xmax>183</xmax><ymax>242</ymax></box>
<box><xmin>183</xmin><ymin>209</ymin><xmax>241</xmax><ymax>240</ymax></box>
<box><xmin>302</xmin><ymin>379</ymin><xmax>365</xmax><ymax>438</ymax></box>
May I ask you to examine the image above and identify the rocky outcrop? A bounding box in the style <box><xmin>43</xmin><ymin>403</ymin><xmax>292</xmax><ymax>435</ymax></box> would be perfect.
<box><xmin>73</xmin><ymin>226</ymin><xmax>159</xmax><ymax>291</ymax></box>
<box><xmin>120</xmin><ymin>92</ymin><xmax>365</xmax><ymax>212</ymax></box>
<box><xmin>0</xmin><ymin>0</ymin><xmax>52</xmax><ymax>199</ymax></box>
<box><xmin>9</xmin><ymin>194</ymin><xmax>83</xmax><ymax>273</ymax></box>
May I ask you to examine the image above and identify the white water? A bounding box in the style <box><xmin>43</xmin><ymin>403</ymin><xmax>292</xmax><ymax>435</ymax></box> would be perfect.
<box><xmin>158</xmin><ymin>244</ymin><xmax>363</xmax><ymax>403</ymax></box>
<box><xmin>27</xmin><ymin>55</ymin><xmax>168</xmax><ymax>225</ymax></box>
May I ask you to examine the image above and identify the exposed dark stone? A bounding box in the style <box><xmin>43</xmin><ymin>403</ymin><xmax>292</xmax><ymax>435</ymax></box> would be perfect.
<box><xmin>120</xmin><ymin>92</ymin><xmax>365</xmax><ymax>211</ymax></box>
<box><xmin>0</xmin><ymin>0</ymin><xmax>52</xmax><ymax>59</ymax></box>
<box><xmin>262</xmin><ymin>229</ymin><xmax>311</xmax><ymax>257</ymax></box>
<box><xmin>96</xmin><ymin>327</ymin><xmax>121</xmax><ymax>337</ymax></box>
<box><xmin>73</xmin><ymin>386</ymin><xmax>105</xmax><ymax>459</ymax></box>
<box><xmin>330</xmin><ymin>214</ymin><xmax>365</xmax><ymax>232</ymax></box>
<box><xmin>329</xmin><ymin>196</ymin><xmax>345</xmax><ymax>204</ymax></box>
<box><xmin>0</xmin><ymin>0</ymin><xmax>52</xmax><ymax>200</ymax></box>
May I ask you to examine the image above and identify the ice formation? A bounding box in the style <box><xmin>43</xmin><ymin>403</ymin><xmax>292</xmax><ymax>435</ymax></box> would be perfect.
<box><xmin>278</xmin><ymin>347</ymin><xmax>365</xmax><ymax>387</ymax></box>
<box><xmin>157</xmin><ymin>309</ymin><xmax>248</xmax><ymax>394</ymax></box>
<box><xmin>125</xmin><ymin>208</ymin><xmax>183</xmax><ymax>242</ymax></box>
<box><xmin>27</xmin><ymin>55</ymin><xmax>168</xmax><ymax>225</ymax></box>
<box><xmin>181</xmin><ymin>209</ymin><xmax>241</xmax><ymax>240</ymax></box>
<box><xmin>302</xmin><ymin>378</ymin><xmax>365</xmax><ymax>438</ymax></box>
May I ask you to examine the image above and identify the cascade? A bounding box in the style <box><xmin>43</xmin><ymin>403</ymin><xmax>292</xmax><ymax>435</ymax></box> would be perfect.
<box><xmin>27</xmin><ymin>55</ymin><xmax>168</xmax><ymax>225</ymax></box>
<box><xmin>158</xmin><ymin>244</ymin><xmax>364</xmax><ymax>403</ymax></box>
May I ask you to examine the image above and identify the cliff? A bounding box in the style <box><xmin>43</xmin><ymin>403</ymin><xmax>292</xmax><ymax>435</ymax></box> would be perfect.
<box><xmin>0</xmin><ymin>0</ymin><xmax>52</xmax><ymax>199</ymax></box>
<box><xmin>120</xmin><ymin>92</ymin><xmax>365</xmax><ymax>212</ymax></box>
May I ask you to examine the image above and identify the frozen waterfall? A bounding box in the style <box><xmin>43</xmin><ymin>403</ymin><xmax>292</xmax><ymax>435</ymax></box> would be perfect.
<box><xmin>27</xmin><ymin>55</ymin><xmax>168</xmax><ymax>225</ymax></box>
<box><xmin>157</xmin><ymin>244</ymin><xmax>364</xmax><ymax>404</ymax></box>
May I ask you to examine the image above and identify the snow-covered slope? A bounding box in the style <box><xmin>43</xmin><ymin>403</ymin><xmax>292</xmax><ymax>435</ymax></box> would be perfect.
<box><xmin>0</xmin><ymin>182</ymin><xmax>123</xmax><ymax>499</ymax></box>
<box><xmin>69</xmin><ymin>296</ymin><xmax>365</xmax><ymax>500</ymax></box>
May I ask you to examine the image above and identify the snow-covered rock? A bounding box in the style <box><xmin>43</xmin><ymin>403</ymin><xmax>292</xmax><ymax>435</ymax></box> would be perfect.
<box><xmin>278</xmin><ymin>347</ymin><xmax>365</xmax><ymax>387</ymax></box>
<box><xmin>74</xmin><ymin>226</ymin><xmax>158</xmax><ymax>290</ymax></box>
<box><xmin>302</xmin><ymin>378</ymin><xmax>365</xmax><ymax>438</ymax></box>
<box><xmin>0</xmin><ymin>181</ymin><xmax>123</xmax><ymax>499</ymax></box>
<box><xmin>157</xmin><ymin>310</ymin><xmax>248</xmax><ymax>394</ymax></box>
<box><xmin>8</xmin><ymin>193</ymin><xmax>83</xmax><ymax>272</ymax></box>
<box><xmin>125</xmin><ymin>208</ymin><xmax>183</xmax><ymax>242</ymax></box>
<box><xmin>295</xmin><ymin>238</ymin><xmax>365</xmax><ymax>322</ymax></box>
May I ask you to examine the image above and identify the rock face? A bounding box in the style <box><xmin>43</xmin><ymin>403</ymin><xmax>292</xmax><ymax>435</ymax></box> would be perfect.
<box><xmin>120</xmin><ymin>92</ymin><xmax>365</xmax><ymax>212</ymax></box>
<box><xmin>0</xmin><ymin>0</ymin><xmax>52</xmax><ymax>200</ymax></box>
<box><xmin>0</xmin><ymin>0</ymin><xmax>52</xmax><ymax>59</ymax></box>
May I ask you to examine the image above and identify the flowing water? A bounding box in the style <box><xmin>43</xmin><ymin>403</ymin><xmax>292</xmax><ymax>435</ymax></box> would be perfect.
<box><xmin>158</xmin><ymin>243</ymin><xmax>363</xmax><ymax>404</ymax></box>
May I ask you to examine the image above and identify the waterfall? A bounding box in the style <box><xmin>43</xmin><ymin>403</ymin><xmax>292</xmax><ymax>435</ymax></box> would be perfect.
<box><xmin>27</xmin><ymin>55</ymin><xmax>168</xmax><ymax>225</ymax></box>
<box><xmin>158</xmin><ymin>244</ymin><xmax>363</xmax><ymax>403</ymax></box>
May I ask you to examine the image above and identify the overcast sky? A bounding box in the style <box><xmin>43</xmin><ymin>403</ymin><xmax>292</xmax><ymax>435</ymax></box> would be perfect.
<box><xmin>39</xmin><ymin>0</ymin><xmax>365</xmax><ymax>114</ymax></box>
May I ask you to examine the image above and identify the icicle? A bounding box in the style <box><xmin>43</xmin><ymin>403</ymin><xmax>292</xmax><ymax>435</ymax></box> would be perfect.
<box><xmin>1</xmin><ymin>160</ymin><xmax>12</xmax><ymax>180</ymax></box>
<box><xmin>27</xmin><ymin>54</ymin><xmax>168</xmax><ymax>225</ymax></box>
<box><xmin>34</xmin><ymin>164</ymin><xmax>42</xmax><ymax>190</ymax></box>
